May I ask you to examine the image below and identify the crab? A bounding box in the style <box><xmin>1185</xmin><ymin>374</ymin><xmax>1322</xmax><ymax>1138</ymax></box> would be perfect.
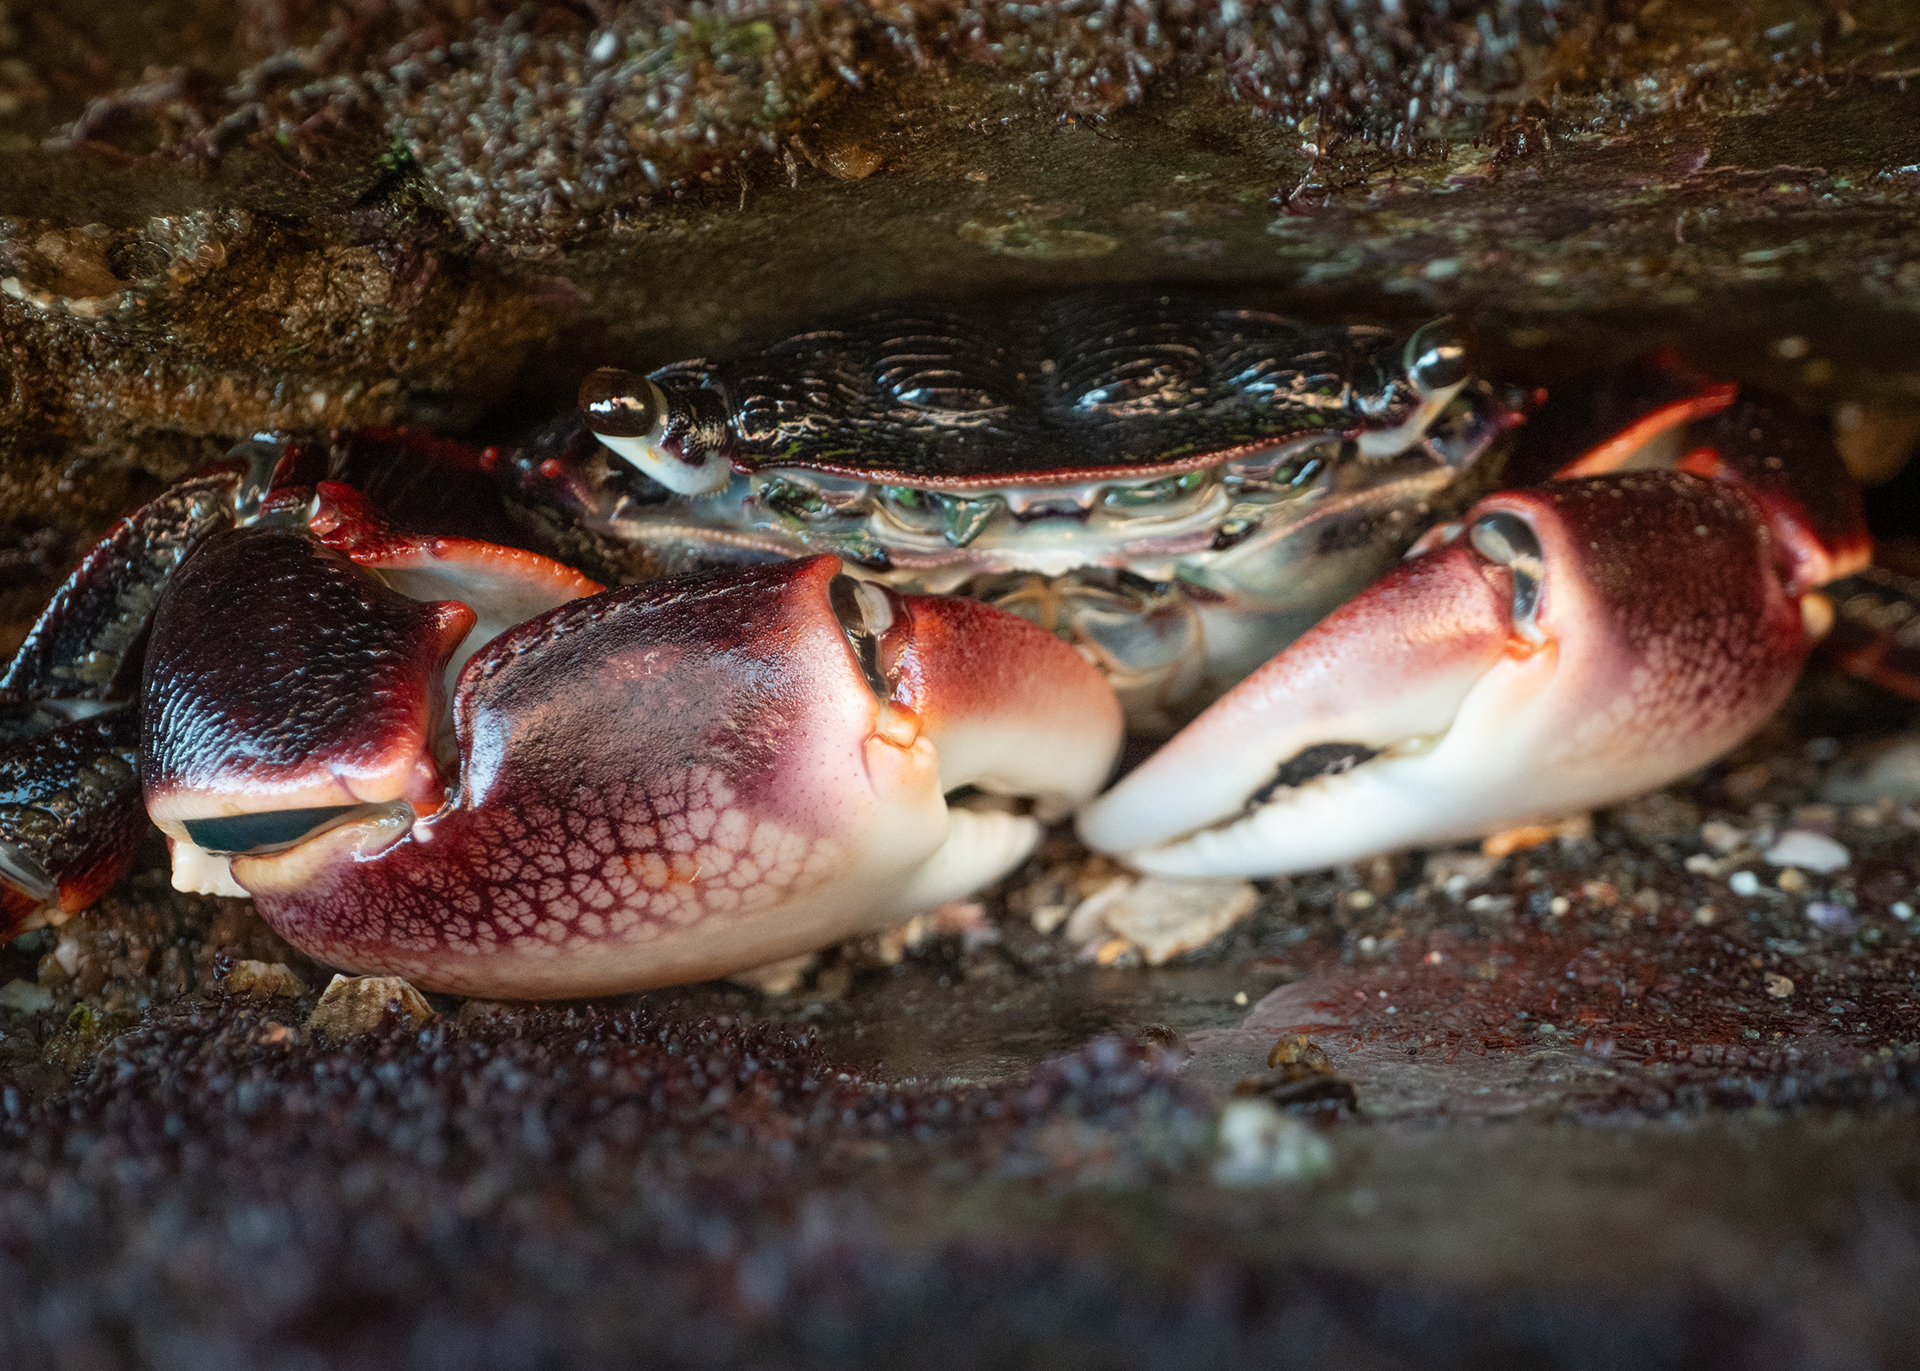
<box><xmin>0</xmin><ymin>293</ymin><xmax>1875</xmax><ymax>998</ymax></box>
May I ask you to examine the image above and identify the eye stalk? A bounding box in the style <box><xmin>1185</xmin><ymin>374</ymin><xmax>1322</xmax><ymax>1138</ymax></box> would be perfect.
<box><xmin>1355</xmin><ymin>317</ymin><xmax>1479</xmax><ymax>459</ymax></box>
<box><xmin>577</xmin><ymin>367</ymin><xmax>732</xmax><ymax>496</ymax></box>
<box><xmin>1404</xmin><ymin>317</ymin><xmax>1471</xmax><ymax>398</ymax></box>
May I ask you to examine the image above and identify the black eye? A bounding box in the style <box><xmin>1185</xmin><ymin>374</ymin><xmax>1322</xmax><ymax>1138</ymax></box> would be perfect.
<box><xmin>1404</xmin><ymin>319</ymin><xmax>1470</xmax><ymax>396</ymax></box>
<box><xmin>183</xmin><ymin>804</ymin><xmax>371</xmax><ymax>856</ymax></box>
<box><xmin>578</xmin><ymin>367</ymin><xmax>660</xmax><ymax>437</ymax></box>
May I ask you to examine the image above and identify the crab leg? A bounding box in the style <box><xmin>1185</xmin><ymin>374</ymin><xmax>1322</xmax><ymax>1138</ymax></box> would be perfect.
<box><xmin>0</xmin><ymin>708</ymin><xmax>146</xmax><ymax>936</ymax></box>
<box><xmin>143</xmin><ymin>518</ymin><xmax>1120</xmax><ymax>996</ymax></box>
<box><xmin>0</xmin><ymin>473</ymin><xmax>240</xmax><ymax>932</ymax></box>
<box><xmin>1079</xmin><ymin>420</ymin><xmax>1859</xmax><ymax>878</ymax></box>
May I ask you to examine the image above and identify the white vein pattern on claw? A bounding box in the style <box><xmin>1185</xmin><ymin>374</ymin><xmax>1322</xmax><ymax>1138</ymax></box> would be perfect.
<box><xmin>439</xmin><ymin>764</ymin><xmax>845</xmax><ymax>955</ymax></box>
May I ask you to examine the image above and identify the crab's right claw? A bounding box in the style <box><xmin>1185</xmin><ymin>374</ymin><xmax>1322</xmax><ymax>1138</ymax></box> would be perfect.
<box><xmin>1078</xmin><ymin>470</ymin><xmax>1832</xmax><ymax>877</ymax></box>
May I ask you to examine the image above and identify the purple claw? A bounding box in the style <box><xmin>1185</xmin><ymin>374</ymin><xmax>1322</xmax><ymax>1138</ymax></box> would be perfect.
<box><xmin>1080</xmin><ymin>468</ymin><xmax>1839</xmax><ymax>876</ymax></box>
<box><xmin>143</xmin><ymin>505</ymin><xmax>1120</xmax><ymax>994</ymax></box>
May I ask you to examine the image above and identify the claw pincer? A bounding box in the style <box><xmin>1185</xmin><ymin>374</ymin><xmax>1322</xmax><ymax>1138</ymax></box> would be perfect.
<box><xmin>142</xmin><ymin>495</ymin><xmax>1119</xmax><ymax>996</ymax></box>
<box><xmin>1079</xmin><ymin>388</ymin><xmax>1871</xmax><ymax>877</ymax></box>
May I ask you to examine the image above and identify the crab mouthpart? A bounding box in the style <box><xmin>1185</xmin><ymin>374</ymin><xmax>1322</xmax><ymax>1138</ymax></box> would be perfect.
<box><xmin>1079</xmin><ymin>471</ymin><xmax>1815</xmax><ymax>877</ymax></box>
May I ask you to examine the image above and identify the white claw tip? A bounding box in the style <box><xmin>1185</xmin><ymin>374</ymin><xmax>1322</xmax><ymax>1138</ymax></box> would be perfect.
<box><xmin>168</xmin><ymin>839</ymin><xmax>252</xmax><ymax>899</ymax></box>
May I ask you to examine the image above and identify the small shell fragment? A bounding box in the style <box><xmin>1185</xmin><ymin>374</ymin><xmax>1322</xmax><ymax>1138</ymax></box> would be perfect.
<box><xmin>1214</xmin><ymin>1098</ymin><xmax>1334</xmax><ymax>1186</ymax></box>
<box><xmin>726</xmin><ymin>951</ymin><xmax>818</xmax><ymax>997</ymax></box>
<box><xmin>305</xmin><ymin>973</ymin><xmax>434</xmax><ymax>1037</ymax></box>
<box><xmin>1081</xmin><ymin>877</ymin><xmax>1260</xmax><ymax>965</ymax></box>
<box><xmin>0</xmin><ymin>979</ymin><xmax>54</xmax><ymax>1013</ymax></box>
<box><xmin>225</xmin><ymin>960</ymin><xmax>306</xmax><ymax>999</ymax></box>
<box><xmin>1762</xmin><ymin>830</ymin><xmax>1850</xmax><ymax>873</ymax></box>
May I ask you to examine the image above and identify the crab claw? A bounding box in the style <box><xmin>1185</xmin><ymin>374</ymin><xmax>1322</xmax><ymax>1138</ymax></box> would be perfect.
<box><xmin>145</xmin><ymin>534</ymin><xmax>1119</xmax><ymax>996</ymax></box>
<box><xmin>143</xmin><ymin>523</ymin><xmax>479</xmax><ymax>897</ymax></box>
<box><xmin>1078</xmin><ymin>470</ymin><xmax>1829</xmax><ymax>877</ymax></box>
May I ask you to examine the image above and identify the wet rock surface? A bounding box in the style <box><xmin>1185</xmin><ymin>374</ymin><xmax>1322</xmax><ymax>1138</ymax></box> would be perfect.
<box><xmin>6</xmin><ymin>1</ymin><xmax>1920</xmax><ymax>1366</ymax></box>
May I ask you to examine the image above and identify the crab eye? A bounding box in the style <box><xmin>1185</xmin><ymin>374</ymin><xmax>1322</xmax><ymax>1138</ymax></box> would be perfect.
<box><xmin>577</xmin><ymin>367</ymin><xmax>663</xmax><ymax>437</ymax></box>
<box><xmin>1404</xmin><ymin>319</ymin><xmax>1470</xmax><ymax>397</ymax></box>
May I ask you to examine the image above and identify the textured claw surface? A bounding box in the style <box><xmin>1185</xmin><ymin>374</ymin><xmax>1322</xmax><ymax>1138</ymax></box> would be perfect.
<box><xmin>142</xmin><ymin>525</ymin><xmax>474</xmax><ymax>893</ymax></box>
<box><xmin>0</xmin><ymin>473</ymin><xmax>242</xmax><ymax>928</ymax></box>
<box><xmin>1082</xmin><ymin>470</ymin><xmax>1823</xmax><ymax>876</ymax></box>
<box><xmin>309</xmin><ymin>481</ymin><xmax>602</xmax><ymax>681</ymax></box>
<box><xmin>146</xmin><ymin>541</ymin><xmax>1119</xmax><ymax>996</ymax></box>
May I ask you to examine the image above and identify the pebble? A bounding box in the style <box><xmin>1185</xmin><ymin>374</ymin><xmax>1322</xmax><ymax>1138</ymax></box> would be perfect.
<box><xmin>1823</xmin><ymin>737</ymin><xmax>1920</xmax><ymax>804</ymax></box>
<box><xmin>1029</xmin><ymin>903</ymin><xmax>1070</xmax><ymax>935</ymax></box>
<box><xmin>1806</xmin><ymin>902</ymin><xmax>1857</xmax><ymax>934</ymax></box>
<box><xmin>726</xmin><ymin>951</ymin><xmax>818</xmax><ymax>996</ymax></box>
<box><xmin>1764</xmin><ymin>972</ymin><xmax>1796</xmax><ymax>998</ymax></box>
<box><xmin>304</xmin><ymin>974</ymin><xmax>435</xmax><ymax>1038</ymax></box>
<box><xmin>933</xmin><ymin>901</ymin><xmax>998</xmax><ymax>952</ymax></box>
<box><xmin>0</xmin><ymin>979</ymin><xmax>53</xmax><ymax>1013</ymax></box>
<box><xmin>1763</xmin><ymin>829</ymin><xmax>1850</xmax><ymax>873</ymax></box>
<box><xmin>1424</xmin><ymin>851</ymin><xmax>1498</xmax><ymax>896</ymax></box>
<box><xmin>1728</xmin><ymin>871</ymin><xmax>1763</xmax><ymax>896</ymax></box>
<box><xmin>1894</xmin><ymin>902</ymin><xmax>1914</xmax><ymax>921</ymax></box>
<box><xmin>455</xmin><ymin>998</ymin><xmax>527</xmax><ymax>1028</ymax></box>
<box><xmin>1213</xmin><ymin>1098</ymin><xmax>1334</xmax><ymax>1186</ymax></box>
<box><xmin>1700</xmin><ymin>819</ymin><xmax>1748</xmax><ymax>853</ymax></box>
<box><xmin>1776</xmin><ymin>867</ymin><xmax>1811</xmax><ymax>894</ymax></box>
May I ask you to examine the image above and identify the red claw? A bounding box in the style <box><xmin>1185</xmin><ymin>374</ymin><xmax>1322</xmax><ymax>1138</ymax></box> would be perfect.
<box><xmin>142</xmin><ymin>502</ymin><xmax>1121</xmax><ymax>994</ymax></box>
<box><xmin>1080</xmin><ymin>388</ymin><xmax>1869</xmax><ymax>878</ymax></box>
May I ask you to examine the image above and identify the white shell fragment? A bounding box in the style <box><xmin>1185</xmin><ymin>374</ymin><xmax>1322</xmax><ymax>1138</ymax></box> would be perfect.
<box><xmin>1761</xmin><ymin>830</ymin><xmax>1851</xmax><ymax>873</ymax></box>
<box><xmin>1213</xmin><ymin>1098</ymin><xmax>1334</xmax><ymax>1186</ymax></box>
<box><xmin>1069</xmin><ymin>876</ymin><xmax>1260</xmax><ymax>965</ymax></box>
<box><xmin>1822</xmin><ymin>738</ymin><xmax>1920</xmax><ymax>805</ymax></box>
<box><xmin>726</xmin><ymin>951</ymin><xmax>819</xmax><ymax>997</ymax></box>
<box><xmin>305</xmin><ymin>974</ymin><xmax>434</xmax><ymax>1038</ymax></box>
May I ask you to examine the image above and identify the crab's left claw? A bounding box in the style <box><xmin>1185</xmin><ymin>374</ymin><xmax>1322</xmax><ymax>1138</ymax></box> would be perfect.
<box><xmin>144</xmin><ymin>519</ymin><xmax>1122</xmax><ymax>995</ymax></box>
<box><xmin>1080</xmin><ymin>465</ymin><xmax>1845</xmax><ymax>877</ymax></box>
